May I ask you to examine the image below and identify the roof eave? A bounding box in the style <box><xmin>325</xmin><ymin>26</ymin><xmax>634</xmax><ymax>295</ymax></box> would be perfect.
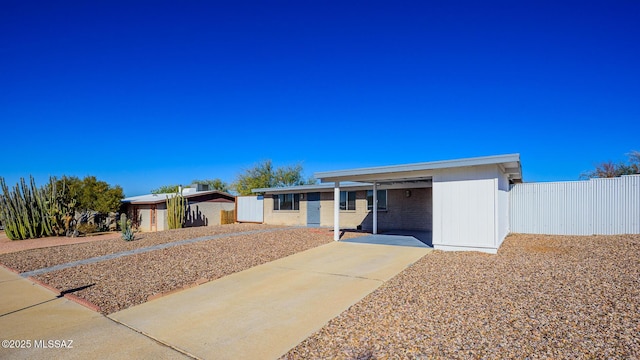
<box><xmin>315</xmin><ymin>153</ymin><xmax>521</xmax><ymax>182</ymax></box>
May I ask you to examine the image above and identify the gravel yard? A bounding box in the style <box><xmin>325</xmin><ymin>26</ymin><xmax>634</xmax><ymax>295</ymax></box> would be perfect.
<box><xmin>0</xmin><ymin>223</ymin><xmax>282</xmax><ymax>272</ymax></box>
<box><xmin>284</xmin><ymin>234</ymin><xmax>640</xmax><ymax>359</ymax></box>
<box><xmin>2</xmin><ymin>225</ymin><xmax>365</xmax><ymax>314</ymax></box>
<box><xmin>3</xmin><ymin>228</ymin><xmax>638</xmax><ymax>357</ymax></box>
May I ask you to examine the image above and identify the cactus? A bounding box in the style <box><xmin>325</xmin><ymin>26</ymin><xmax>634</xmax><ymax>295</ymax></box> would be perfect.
<box><xmin>0</xmin><ymin>176</ymin><xmax>53</xmax><ymax>240</ymax></box>
<box><xmin>120</xmin><ymin>213</ymin><xmax>127</xmax><ymax>231</ymax></box>
<box><xmin>44</xmin><ymin>177</ymin><xmax>77</xmax><ymax>237</ymax></box>
<box><xmin>120</xmin><ymin>213</ymin><xmax>135</xmax><ymax>241</ymax></box>
<box><xmin>166</xmin><ymin>191</ymin><xmax>187</xmax><ymax>229</ymax></box>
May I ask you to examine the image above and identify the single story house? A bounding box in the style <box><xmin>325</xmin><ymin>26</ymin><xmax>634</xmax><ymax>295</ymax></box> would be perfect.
<box><xmin>253</xmin><ymin>154</ymin><xmax>522</xmax><ymax>254</ymax></box>
<box><xmin>122</xmin><ymin>186</ymin><xmax>235</xmax><ymax>232</ymax></box>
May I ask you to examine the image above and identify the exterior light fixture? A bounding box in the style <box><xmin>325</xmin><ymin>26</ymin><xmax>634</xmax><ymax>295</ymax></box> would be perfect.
<box><xmin>405</xmin><ymin>190</ymin><xmax>412</xmax><ymax>198</ymax></box>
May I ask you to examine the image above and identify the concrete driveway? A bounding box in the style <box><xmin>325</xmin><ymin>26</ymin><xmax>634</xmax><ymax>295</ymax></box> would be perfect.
<box><xmin>0</xmin><ymin>266</ymin><xmax>188</xmax><ymax>360</ymax></box>
<box><xmin>109</xmin><ymin>241</ymin><xmax>431</xmax><ymax>359</ymax></box>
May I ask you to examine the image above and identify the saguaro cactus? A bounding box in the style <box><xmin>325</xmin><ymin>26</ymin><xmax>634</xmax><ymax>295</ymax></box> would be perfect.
<box><xmin>166</xmin><ymin>192</ymin><xmax>187</xmax><ymax>229</ymax></box>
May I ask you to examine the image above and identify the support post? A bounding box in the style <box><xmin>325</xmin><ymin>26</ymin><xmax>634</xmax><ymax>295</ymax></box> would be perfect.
<box><xmin>373</xmin><ymin>182</ymin><xmax>378</xmax><ymax>234</ymax></box>
<box><xmin>334</xmin><ymin>182</ymin><xmax>340</xmax><ymax>241</ymax></box>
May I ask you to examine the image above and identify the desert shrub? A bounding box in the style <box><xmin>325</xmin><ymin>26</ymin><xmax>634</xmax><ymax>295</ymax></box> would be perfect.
<box><xmin>76</xmin><ymin>222</ymin><xmax>98</xmax><ymax>235</ymax></box>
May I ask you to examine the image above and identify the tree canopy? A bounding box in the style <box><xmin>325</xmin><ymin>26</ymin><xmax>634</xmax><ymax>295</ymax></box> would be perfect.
<box><xmin>151</xmin><ymin>184</ymin><xmax>181</xmax><ymax>194</ymax></box>
<box><xmin>192</xmin><ymin>178</ymin><xmax>230</xmax><ymax>192</ymax></box>
<box><xmin>580</xmin><ymin>151</ymin><xmax>640</xmax><ymax>179</ymax></box>
<box><xmin>233</xmin><ymin>160</ymin><xmax>317</xmax><ymax>195</ymax></box>
<box><xmin>54</xmin><ymin>176</ymin><xmax>124</xmax><ymax>214</ymax></box>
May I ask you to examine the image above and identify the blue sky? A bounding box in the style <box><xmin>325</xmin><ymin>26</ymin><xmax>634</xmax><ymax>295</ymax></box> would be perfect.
<box><xmin>1</xmin><ymin>1</ymin><xmax>638</xmax><ymax>196</ymax></box>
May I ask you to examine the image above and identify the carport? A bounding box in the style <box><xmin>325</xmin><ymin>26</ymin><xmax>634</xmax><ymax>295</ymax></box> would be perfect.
<box><xmin>314</xmin><ymin>154</ymin><xmax>522</xmax><ymax>254</ymax></box>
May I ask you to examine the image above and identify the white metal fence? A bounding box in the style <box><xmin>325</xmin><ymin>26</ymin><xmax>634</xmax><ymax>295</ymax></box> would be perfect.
<box><xmin>510</xmin><ymin>175</ymin><xmax>640</xmax><ymax>235</ymax></box>
<box><xmin>236</xmin><ymin>195</ymin><xmax>264</xmax><ymax>223</ymax></box>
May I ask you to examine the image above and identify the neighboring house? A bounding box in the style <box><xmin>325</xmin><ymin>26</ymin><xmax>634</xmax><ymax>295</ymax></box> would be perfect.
<box><xmin>121</xmin><ymin>186</ymin><xmax>235</xmax><ymax>232</ymax></box>
<box><xmin>253</xmin><ymin>154</ymin><xmax>522</xmax><ymax>254</ymax></box>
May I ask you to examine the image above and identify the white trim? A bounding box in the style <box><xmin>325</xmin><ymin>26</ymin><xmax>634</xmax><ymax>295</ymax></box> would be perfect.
<box><xmin>334</xmin><ymin>182</ymin><xmax>340</xmax><ymax>241</ymax></box>
<box><xmin>339</xmin><ymin>190</ymin><xmax>357</xmax><ymax>211</ymax></box>
<box><xmin>315</xmin><ymin>153</ymin><xmax>521</xmax><ymax>183</ymax></box>
<box><xmin>433</xmin><ymin>244</ymin><xmax>498</xmax><ymax>254</ymax></box>
<box><xmin>373</xmin><ymin>182</ymin><xmax>378</xmax><ymax>235</ymax></box>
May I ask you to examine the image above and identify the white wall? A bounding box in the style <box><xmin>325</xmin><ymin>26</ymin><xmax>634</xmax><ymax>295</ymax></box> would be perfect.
<box><xmin>237</xmin><ymin>196</ymin><xmax>264</xmax><ymax>223</ymax></box>
<box><xmin>497</xmin><ymin>171</ymin><xmax>510</xmax><ymax>247</ymax></box>
<box><xmin>510</xmin><ymin>175</ymin><xmax>640</xmax><ymax>235</ymax></box>
<box><xmin>432</xmin><ymin>165</ymin><xmax>504</xmax><ymax>253</ymax></box>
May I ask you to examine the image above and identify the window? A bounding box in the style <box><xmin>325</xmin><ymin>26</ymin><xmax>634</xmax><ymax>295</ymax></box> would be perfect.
<box><xmin>367</xmin><ymin>190</ymin><xmax>387</xmax><ymax>211</ymax></box>
<box><xmin>340</xmin><ymin>191</ymin><xmax>356</xmax><ymax>210</ymax></box>
<box><xmin>273</xmin><ymin>194</ymin><xmax>300</xmax><ymax>211</ymax></box>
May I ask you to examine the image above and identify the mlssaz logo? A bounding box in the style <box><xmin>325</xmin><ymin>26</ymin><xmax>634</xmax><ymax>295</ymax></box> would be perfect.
<box><xmin>34</xmin><ymin>340</ymin><xmax>74</xmax><ymax>349</ymax></box>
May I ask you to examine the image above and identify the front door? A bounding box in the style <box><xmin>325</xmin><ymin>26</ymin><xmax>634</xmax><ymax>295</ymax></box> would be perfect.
<box><xmin>306</xmin><ymin>192</ymin><xmax>321</xmax><ymax>227</ymax></box>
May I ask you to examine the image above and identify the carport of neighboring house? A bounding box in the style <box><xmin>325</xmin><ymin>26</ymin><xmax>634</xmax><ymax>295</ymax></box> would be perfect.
<box><xmin>253</xmin><ymin>154</ymin><xmax>522</xmax><ymax>254</ymax></box>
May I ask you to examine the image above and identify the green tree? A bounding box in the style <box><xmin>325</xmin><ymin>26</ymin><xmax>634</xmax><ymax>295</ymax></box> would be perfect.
<box><xmin>151</xmin><ymin>184</ymin><xmax>181</xmax><ymax>194</ymax></box>
<box><xmin>50</xmin><ymin>176</ymin><xmax>124</xmax><ymax>222</ymax></box>
<box><xmin>74</xmin><ymin>176</ymin><xmax>124</xmax><ymax>215</ymax></box>
<box><xmin>191</xmin><ymin>178</ymin><xmax>230</xmax><ymax>192</ymax></box>
<box><xmin>580</xmin><ymin>150</ymin><xmax>640</xmax><ymax>179</ymax></box>
<box><xmin>233</xmin><ymin>160</ymin><xmax>317</xmax><ymax>195</ymax></box>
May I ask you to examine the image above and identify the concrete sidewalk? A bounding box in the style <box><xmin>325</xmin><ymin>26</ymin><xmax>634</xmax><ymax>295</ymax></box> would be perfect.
<box><xmin>0</xmin><ymin>267</ymin><xmax>187</xmax><ymax>359</ymax></box>
<box><xmin>110</xmin><ymin>241</ymin><xmax>431</xmax><ymax>359</ymax></box>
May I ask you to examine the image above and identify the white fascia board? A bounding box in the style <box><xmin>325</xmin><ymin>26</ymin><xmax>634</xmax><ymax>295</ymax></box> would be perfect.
<box><xmin>252</xmin><ymin>182</ymin><xmax>372</xmax><ymax>194</ymax></box>
<box><xmin>315</xmin><ymin>154</ymin><xmax>521</xmax><ymax>183</ymax></box>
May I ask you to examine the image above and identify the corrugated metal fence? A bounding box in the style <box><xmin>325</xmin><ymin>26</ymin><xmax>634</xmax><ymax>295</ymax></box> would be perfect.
<box><xmin>510</xmin><ymin>175</ymin><xmax>640</xmax><ymax>235</ymax></box>
<box><xmin>236</xmin><ymin>195</ymin><xmax>264</xmax><ymax>223</ymax></box>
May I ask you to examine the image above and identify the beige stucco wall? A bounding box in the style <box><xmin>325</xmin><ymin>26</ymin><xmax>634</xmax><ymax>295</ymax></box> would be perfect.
<box><xmin>131</xmin><ymin>204</ymin><xmax>166</xmax><ymax>232</ymax></box>
<box><xmin>185</xmin><ymin>201</ymin><xmax>235</xmax><ymax>227</ymax></box>
<box><xmin>135</xmin><ymin>206</ymin><xmax>152</xmax><ymax>231</ymax></box>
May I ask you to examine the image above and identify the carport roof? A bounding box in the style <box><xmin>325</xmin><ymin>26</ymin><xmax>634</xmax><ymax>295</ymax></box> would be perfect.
<box><xmin>314</xmin><ymin>153</ymin><xmax>522</xmax><ymax>183</ymax></box>
<box><xmin>252</xmin><ymin>181</ymin><xmax>371</xmax><ymax>194</ymax></box>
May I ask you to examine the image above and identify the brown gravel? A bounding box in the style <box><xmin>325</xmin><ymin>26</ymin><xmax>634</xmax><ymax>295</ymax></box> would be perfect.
<box><xmin>0</xmin><ymin>223</ymin><xmax>283</xmax><ymax>272</ymax></box>
<box><xmin>17</xmin><ymin>225</ymin><xmax>365</xmax><ymax>314</ymax></box>
<box><xmin>284</xmin><ymin>234</ymin><xmax>640</xmax><ymax>359</ymax></box>
<box><xmin>0</xmin><ymin>231</ymin><xmax>120</xmax><ymax>255</ymax></box>
<box><xmin>5</xmin><ymin>228</ymin><xmax>637</xmax><ymax>357</ymax></box>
